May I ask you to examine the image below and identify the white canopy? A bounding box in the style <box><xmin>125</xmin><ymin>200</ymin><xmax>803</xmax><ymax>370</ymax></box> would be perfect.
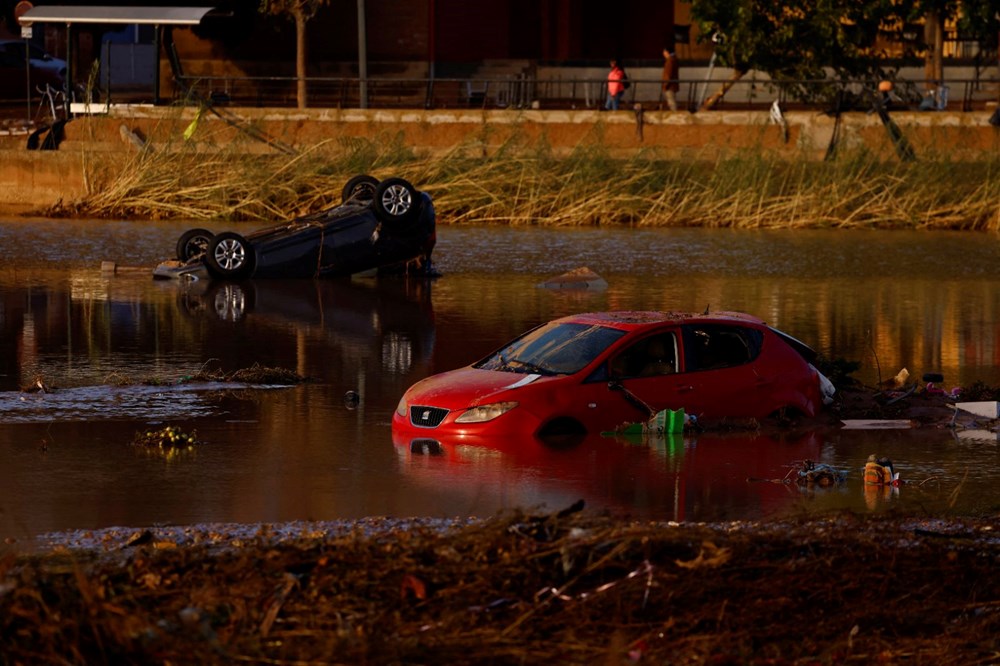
<box><xmin>18</xmin><ymin>6</ymin><xmax>216</xmax><ymax>26</ymax></box>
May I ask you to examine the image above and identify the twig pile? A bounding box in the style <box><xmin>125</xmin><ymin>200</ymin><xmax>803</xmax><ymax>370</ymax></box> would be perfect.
<box><xmin>2</xmin><ymin>509</ymin><xmax>997</xmax><ymax>664</ymax></box>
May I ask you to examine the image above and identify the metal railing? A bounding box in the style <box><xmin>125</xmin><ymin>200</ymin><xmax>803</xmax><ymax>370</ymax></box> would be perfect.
<box><xmin>166</xmin><ymin>73</ymin><xmax>1000</xmax><ymax>113</ymax></box>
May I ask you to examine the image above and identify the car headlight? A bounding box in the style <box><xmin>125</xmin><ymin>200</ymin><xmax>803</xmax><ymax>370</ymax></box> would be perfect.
<box><xmin>396</xmin><ymin>397</ymin><xmax>407</xmax><ymax>417</ymax></box>
<box><xmin>455</xmin><ymin>401</ymin><xmax>518</xmax><ymax>423</ymax></box>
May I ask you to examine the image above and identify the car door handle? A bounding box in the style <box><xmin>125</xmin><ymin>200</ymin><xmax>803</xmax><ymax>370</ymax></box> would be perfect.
<box><xmin>676</xmin><ymin>385</ymin><xmax>695</xmax><ymax>393</ymax></box>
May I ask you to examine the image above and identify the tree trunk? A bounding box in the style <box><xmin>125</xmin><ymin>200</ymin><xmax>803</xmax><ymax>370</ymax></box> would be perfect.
<box><xmin>923</xmin><ymin>11</ymin><xmax>945</xmax><ymax>90</ymax></box>
<box><xmin>295</xmin><ymin>9</ymin><xmax>307</xmax><ymax>109</ymax></box>
<box><xmin>700</xmin><ymin>69</ymin><xmax>745</xmax><ymax>111</ymax></box>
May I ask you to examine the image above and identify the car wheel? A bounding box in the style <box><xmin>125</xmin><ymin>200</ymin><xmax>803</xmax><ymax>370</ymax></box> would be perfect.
<box><xmin>175</xmin><ymin>228</ymin><xmax>214</xmax><ymax>261</ymax></box>
<box><xmin>373</xmin><ymin>177</ymin><xmax>419</xmax><ymax>224</ymax></box>
<box><xmin>205</xmin><ymin>232</ymin><xmax>255</xmax><ymax>279</ymax></box>
<box><xmin>342</xmin><ymin>174</ymin><xmax>380</xmax><ymax>203</ymax></box>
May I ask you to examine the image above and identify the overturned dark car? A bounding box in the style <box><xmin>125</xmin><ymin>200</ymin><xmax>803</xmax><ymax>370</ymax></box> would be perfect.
<box><xmin>154</xmin><ymin>176</ymin><xmax>436</xmax><ymax>280</ymax></box>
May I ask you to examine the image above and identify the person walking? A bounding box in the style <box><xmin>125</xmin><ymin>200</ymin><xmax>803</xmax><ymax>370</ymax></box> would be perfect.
<box><xmin>661</xmin><ymin>48</ymin><xmax>679</xmax><ymax>111</ymax></box>
<box><xmin>605</xmin><ymin>59</ymin><xmax>626</xmax><ymax>111</ymax></box>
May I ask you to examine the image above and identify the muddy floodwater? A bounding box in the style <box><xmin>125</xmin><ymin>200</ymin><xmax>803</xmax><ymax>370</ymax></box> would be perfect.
<box><xmin>2</xmin><ymin>218</ymin><xmax>1000</xmax><ymax>543</ymax></box>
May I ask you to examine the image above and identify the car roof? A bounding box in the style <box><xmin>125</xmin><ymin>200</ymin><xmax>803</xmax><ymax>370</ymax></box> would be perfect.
<box><xmin>554</xmin><ymin>310</ymin><xmax>767</xmax><ymax>331</ymax></box>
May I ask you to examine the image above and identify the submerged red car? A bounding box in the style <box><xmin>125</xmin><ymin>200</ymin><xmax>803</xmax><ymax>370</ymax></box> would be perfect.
<box><xmin>393</xmin><ymin>311</ymin><xmax>834</xmax><ymax>439</ymax></box>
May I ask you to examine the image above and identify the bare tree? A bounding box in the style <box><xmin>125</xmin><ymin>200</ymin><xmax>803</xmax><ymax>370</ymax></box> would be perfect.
<box><xmin>259</xmin><ymin>0</ymin><xmax>330</xmax><ymax>109</ymax></box>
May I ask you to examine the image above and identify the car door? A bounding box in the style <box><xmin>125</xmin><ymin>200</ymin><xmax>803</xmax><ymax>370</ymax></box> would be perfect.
<box><xmin>573</xmin><ymin>323</ymin><xmax>771</xmax><ymax>430</ymax></box>
<box><xmin>574</xmin><ymin>327</ymin><xmax>689</xmax><ymax>430</ymax></box>
<box><xmin>668</xmin><ymin>323</ymin><xmax>769</xmax><ymax>418</ymax></box>
<box><xmin>608</xmin><ymin>328</ymin><xmax>699</xmax><ymax>416</ymax></box>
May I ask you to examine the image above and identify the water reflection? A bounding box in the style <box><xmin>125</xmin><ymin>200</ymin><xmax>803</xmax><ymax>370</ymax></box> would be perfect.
<box><xmin>393</xmin><ymin>430</ymin><xmax>830</xmax><ymax>522</ymax></box>
<box><xmin>2</xmin><ymin>221</ymin><xmax>1000</xmax><ymax>541</ymax></box>
<box><xmin>1</xmin><ymin>272</ymin><xmax>435</xmax><ymax>394</ymax></box>
<box><xmin>393</xmin><ymin>425</ymin><xmax>995</xmax><ymax>521</ymax></box>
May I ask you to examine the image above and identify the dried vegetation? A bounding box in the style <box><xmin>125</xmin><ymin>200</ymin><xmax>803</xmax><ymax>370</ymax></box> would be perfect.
<box><xmin>44</xmin><ymin>125</ymin><xmax>1000</xmax><ymax>230</ymax></box>
<box><xmin>1</xmin><ymin>509</ymin><xmax>998</xmax><ymax>664</ymax></box>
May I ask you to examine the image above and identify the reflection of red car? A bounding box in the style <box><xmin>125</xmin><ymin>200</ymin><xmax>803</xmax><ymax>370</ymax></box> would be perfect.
<box><xmin>393</xmin><ymin>311</ymin><xmax>833</xmax><ymax>439</ymax></box>
<box><xmin>392</xmin><ymin>429</ymin><xmax>826</xmax><ymax>522</ymax></box>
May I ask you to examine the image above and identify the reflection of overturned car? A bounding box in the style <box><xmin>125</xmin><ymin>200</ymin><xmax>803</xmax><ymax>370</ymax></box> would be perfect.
<box><xmin>394</xmin><ymin>311</ymin><xmax>835</xmax><ymax>439</ymax></box>
<box><xmin>173</xmin><ymin>277</ymin><xmax>436</xmax><ymax>380</ymax></box>
<box><xmin>154</xmin><ymin>176</ymin><xmax>436</xmax><ymax>280</ymax></box>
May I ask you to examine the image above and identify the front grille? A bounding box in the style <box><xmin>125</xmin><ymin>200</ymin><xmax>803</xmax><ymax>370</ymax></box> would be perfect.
<box><xmin>410</xmin><ymin>406</ymin><xmax>449</xmax><ymax>428</ymax></box>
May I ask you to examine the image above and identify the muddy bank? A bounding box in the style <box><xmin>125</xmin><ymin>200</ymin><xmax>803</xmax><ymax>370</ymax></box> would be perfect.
<box><xmin>2</xmin><ymin>510</ymin><xmax>998</xmax><ymax>664</ymax></box>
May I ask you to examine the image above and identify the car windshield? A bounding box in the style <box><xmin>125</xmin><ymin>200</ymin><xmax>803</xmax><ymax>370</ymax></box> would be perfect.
<box><xmin>476</xmin><ymin>322</ymin><xmax>626</xmax><ymax>376</ymax></box>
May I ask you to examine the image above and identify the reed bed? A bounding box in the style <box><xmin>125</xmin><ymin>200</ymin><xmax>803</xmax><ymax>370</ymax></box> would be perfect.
<box><xmin>52</xmin><ymin>131</ymin><xmax>1000</xmax><ymax>231</ymax></box>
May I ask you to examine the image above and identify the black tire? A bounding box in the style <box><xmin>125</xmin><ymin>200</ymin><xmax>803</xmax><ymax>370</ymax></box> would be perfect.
<box><xmin>205</xmin><ymin>231</ymin><xmax>255</xmax><ymax>279</ymax></box>
<box><xmin>176</xmin><ymin>228</ymin><xmax>214</xmax><ymax>261</ymax></box>
<box><xmin>373</xmin><ymin>177</ymin><xmax>419</xmax><ymax>224</ymax></box>
<box><xmin>342</xmin><ymin>174</ymin><xmax>380</xmax><ymax>203</ymax></box>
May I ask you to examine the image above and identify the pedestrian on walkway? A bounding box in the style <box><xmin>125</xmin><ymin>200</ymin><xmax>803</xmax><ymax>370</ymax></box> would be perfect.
<box><xmin>661</xmin><ymin>48</ymin><xmax>679</xmax><ymax>111</ymax></box>
<box><xmin>605</xmin><ymin>59</ymin><xmax>627</xmax><ymax>111</ymax></box>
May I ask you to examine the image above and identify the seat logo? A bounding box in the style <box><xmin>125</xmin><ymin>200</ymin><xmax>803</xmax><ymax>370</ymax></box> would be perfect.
<box><xmin>421</xmin><ymin>410</ymin><xmax>431</xmax><ymax>421</ymax></box>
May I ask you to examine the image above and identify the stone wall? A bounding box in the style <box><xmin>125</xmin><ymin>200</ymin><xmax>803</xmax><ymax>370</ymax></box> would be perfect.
<box><xmin>2</xmin><ymin>106</ymin><xmax>999</xmax><ymax>210</ymax></box>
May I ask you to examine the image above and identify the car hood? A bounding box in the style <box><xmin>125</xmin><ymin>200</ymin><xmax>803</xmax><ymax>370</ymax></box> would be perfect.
<box><xmin>405</xmin><ymin>367</ymin><xmax>549</xmax><ymax>408</ymax></box>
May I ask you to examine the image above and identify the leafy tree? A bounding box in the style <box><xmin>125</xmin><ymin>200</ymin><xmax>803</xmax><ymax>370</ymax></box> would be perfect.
<box><xmin>907</xmin><ymin>0</ymin><xmax>1000</xmax><ymax>86</ymax></box>
<box><xmin>687</xmin><ymin>0</ymin><xmax>1000</xmax><ymax>108</ymax></box>
<box><xmin>259</xmin><ymin>0</ymin><xmax>330</xmax><ymax>109</ymax></box>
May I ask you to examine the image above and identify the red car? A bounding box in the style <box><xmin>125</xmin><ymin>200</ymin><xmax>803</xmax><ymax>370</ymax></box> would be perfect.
<box><xmin>393</xmin><ymin>311</ymin><xmax>834</xmax><ymax>439</ymax></box>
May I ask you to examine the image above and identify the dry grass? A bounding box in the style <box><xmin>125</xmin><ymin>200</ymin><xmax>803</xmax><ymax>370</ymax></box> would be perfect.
<box><xmin>2</xmin><ymin>509</ymin><xmax>998</xmax><ymax>664</ymax></box>
<box><xmin>45</xmin><ymin>128</ymin><xmax>1000</xmax><ymax>230</ymax></box>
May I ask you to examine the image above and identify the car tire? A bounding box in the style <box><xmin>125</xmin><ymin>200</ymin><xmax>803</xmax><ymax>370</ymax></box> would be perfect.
<box><xmin>176</xmin><ymin>228</ymin><xmax>214</xmax><ymax>261</ymax></box>
<box><xmin>373</xmin><ymin>177</ymin><xmax>419</xmax><ymax>224</ymax></box>
<box><xmin>342</xmin><ymin>175</ymin><xmax>380</xmax><ymax>203</ymax></box>
<box><xmin>205</xmin><ymin>231</ymin><xmax>255</xmax><ymax>279</ymax></box>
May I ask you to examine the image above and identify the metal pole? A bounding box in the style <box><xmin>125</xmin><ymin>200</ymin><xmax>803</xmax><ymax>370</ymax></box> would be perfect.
<box><xmin>357</xmin><ymin>0</ymin><xmax>367</xmax><ymax>109</ymax></box>
<box><xmin>426</xmin><ymin>0</ymin><xmax>434</xmax><ymax>108</ymax></box>
<box><xmin>153</xmin><ymin>25</ymin><xmax>161</xmax><ymax>105</ymax></box>
<box><xmin>24</xmin><ymin>36</ymin><xmax>31</xmax><ymax>121</ymax></box>
<box><xmin>64</xmin><ymin>21</ymin><xmax>72</xmax><ymax>114</ymax></box>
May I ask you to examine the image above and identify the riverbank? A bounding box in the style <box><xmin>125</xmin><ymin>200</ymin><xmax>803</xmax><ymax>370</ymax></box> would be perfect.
<box><xmin>3</xmin><ymin>510</ymin><xmax>997</xmax><ymax>664</ymax></box>
<box><xmin>2</xmin><ymin>107</ymin><xmax>999</xmax><ymax>228</ymax></box>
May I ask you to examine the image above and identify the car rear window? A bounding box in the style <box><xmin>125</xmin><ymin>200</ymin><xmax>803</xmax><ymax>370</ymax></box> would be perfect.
<box><xmin>682</xmin><ymin>324</ymin><xmax>763</xmax><ymax>370</ymax></box>
<box><xmin>476</xmin><ymin>323</ymin><xmax>626</xmax><ymax>376</ymax></box>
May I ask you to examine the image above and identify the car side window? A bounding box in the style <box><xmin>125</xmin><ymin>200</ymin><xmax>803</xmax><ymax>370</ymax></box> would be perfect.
<box><xmin>682</xmin><ymin>324</ymin><xmax>762</xmax><ymax>371</ymax></box>
<box><xmin>608</xmin><ymin>332</ymin><xmax>678</xmax><ymax>379</ymax></box>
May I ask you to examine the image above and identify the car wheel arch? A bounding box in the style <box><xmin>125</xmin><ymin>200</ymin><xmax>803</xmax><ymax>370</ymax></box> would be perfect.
<box><xmin>536</xmin><ymin>416</ymin><xmax>587</xmax><ymax>438</ymax></box>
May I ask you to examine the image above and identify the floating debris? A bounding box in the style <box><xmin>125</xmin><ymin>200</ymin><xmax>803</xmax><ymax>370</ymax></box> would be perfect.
<box><xmin>21</xmin><ymin>376</ymin><xmax>54</xmax><ymax>394</ymax></box>
<box><xmin>954</xmin><ymin>401</ymin><xmax>1000</xmax><ymax>419</ymax></box>
<box><xmin>133</xmin><ymin>426</ymin><xmax>200</xmax><ymax>452</ymax></box>
<box><xmin>603</xmin><ymin>410</ymin><xmax>695</xmax><ymax>437</ymax></box>
<box><xmin>841</xmin><ymin>419</ymin><xmax>914</xmax><ymax>430</ymax></box>
<box><xmin>864</xmin><ymin>454</ymin><xmax>900</xmax><ymax>486</ymax></box>
<box><xmin>795</xmin><ymin>460</ymin><xmax>848</xmax><ymax>486</ymax></box>
<box><xmin>344</xmin><ymin>390</ymin><xmax>361</xmax><ymax>409</ymax></box>
<box><xmin>190</xmin><ymin>363</ymin><xmax>305</xmax><ymax>385</ymax></box>
<box><xmin>101</xmin><ymin>364</ymin><xmax>305</xmax><ymax>387</ymax></box>
<box><xmin>537</xmin><ymin>266</ymin><xmax>608</xmax><ymax>291</ymax></box>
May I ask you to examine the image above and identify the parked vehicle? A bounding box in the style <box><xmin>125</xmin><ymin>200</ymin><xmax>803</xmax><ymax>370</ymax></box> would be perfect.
<box><xmin>0</xmin><ymin>40</ymin><xmax>67</xmax><ymax>79</ymax></box>
<box><xmin>0</xmin><ymin>39</ymin><xmax>65</xmax><ymax>100</ymax></box>
<box><xmin>393</xmin><ymin>311</ymin><xmax>834</xmax><ymax>439</ymax></box>
<box><xmin>155</xmin><ymin>175</ymin><xmax>436</xmax><ymax>280</ymax></box>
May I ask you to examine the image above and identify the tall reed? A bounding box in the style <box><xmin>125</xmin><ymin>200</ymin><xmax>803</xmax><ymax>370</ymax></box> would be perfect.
<box><xmin>56</xmin><ymin>128</ymin><xmax>1000</xmax><ymax>231</ymax></box>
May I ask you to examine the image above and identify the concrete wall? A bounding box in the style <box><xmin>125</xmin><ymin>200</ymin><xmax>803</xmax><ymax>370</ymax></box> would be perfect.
<box><xmin>2</xmin><ymin>106</ymin><xmax>999</xmax><ymax>210</ymax></box>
